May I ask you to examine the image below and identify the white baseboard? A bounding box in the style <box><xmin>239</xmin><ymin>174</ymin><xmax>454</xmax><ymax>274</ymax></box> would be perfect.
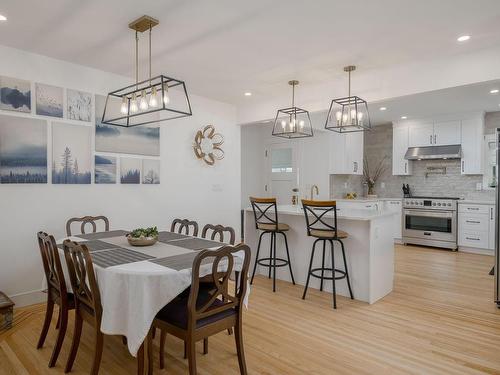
<box><xmin>458</xmin><ymin>246</ymin><xmax>495</xmax><ymax>256</ymax></box>
<box><xmin>9</xmin><ymin>289</ymin><xmax>46</xmax><ymax>308</ymax></box>
<box><xmin>394</xmin><ymin>238</ymin><xmax>403</xmax><ymax>244</ymax></box>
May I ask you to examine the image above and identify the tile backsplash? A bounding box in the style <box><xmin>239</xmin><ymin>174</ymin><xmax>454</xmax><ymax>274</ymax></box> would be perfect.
<box><xmin>330</xmin><ymin>121</ymin><xmax>497</xmax><ymax>201</ymax></box>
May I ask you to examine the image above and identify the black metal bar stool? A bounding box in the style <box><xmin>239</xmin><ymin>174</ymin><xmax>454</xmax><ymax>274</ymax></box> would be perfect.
<box><xmin>301</xmin><ymin>200</ymin><xmax>354</xmax><ymax>309</ymax></box>
<box><xmin>249</xmin><ymin>197</ymin><xmax>295</xmax><ymax>292</ymax></box>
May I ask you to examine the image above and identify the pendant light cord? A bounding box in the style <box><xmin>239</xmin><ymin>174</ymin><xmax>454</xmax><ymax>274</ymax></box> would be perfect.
<box><xmin>149</xmin><ymin>24</ymin><xmax>152</xmax><ymax>85</ymax></box>
<box><xmin>135</xmin><ymin>31</ymin><xmax>138</xmax><ymax>90</ymax></box>
<box><xmin>291</xmin><ymin>83</ymin><xmax>295</xmax><ymax>107</ymax></box>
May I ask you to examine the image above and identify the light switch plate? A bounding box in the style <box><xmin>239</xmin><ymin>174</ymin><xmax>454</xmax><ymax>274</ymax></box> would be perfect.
<box><xmin>476</xmin><ymin>182</ymin><xmax>482</xmax><ymax>191</ymax></box>
<box><xmin>381</xmin><ymin>182</ymin><xmax>386</xmax><ymax>189</ymax></box>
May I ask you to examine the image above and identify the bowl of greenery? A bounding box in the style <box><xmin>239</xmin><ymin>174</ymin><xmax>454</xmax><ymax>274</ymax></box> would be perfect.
<box><xmin>126</xmin><ymin>226</ymin><xmax>159</xmax><ymax>246</ymax></box>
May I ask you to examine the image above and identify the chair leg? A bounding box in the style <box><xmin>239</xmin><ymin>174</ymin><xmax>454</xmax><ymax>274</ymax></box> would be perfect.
<box><xmin>250</xmin><ymin>231</ymin><xmax>265</xmax><ymax>284</ymax></box>
<box><xmin>159</xmin><ymin>330</ymin><xmax>166</xmax><ymax>370</ymax></box>
<box><xmin>37</xmin><ymin>299</ymin><xmax>54</xmax><ymax>349</ymax></box>
<box><xmin>330</xmin><ymin>240</ymin><xmax>337</xmax><ymax>309</ymax></box>
<box><xmin>55</xmin><ymin>307</ymin><xmax>61</xmax><ymax>330</ymax></box>
<box><xmin>64</xmin><ymin>311</ymin><xmax>83</xmax><ymax>373</ymax></box>
<box><xmin>48</xmin><ymin>304</ymin><xmax>68</xmax><ymax>367</ymax></box>
<box><xmin>268</xmin><ymin>232</ymin><xmax>273</xmax><ymax>279</ymax></box>
<box><xmin>184</xmin><ymin>341</ymin><xmax>187</xmax><ymax>359</ymax></box>
<box><xmin>281</xmin><ymin>232</ymin><xmax>296</xmax><ymax>285</ymax></box>
<box><xmin>90</xmin><ymin>329</ymin><xmax>104</xmax><ymax>375</ymax></box>
<box><xmin>234</xmin><ymin>319</ymin><xmax>248</xmax><ymax>375</ymax></box>
<box><xmin>137</xmin><ymin>343</ymin><xmax>145</xmax><ymax>375</ymax></box>
<box><xmin>186</xmin><ymin>338</ymin><xmax>197</xmax><ymax>375</ymax></box>
<box><xmin>338</xmin><ymin>239</ymin><xmax>354</xmax><ymax>299</ymax></box>
<box><xmin>302</xmin><ymin>239</ymin><xmax>319</xmax><ymax>300</ymax></box>
<box><xmin>272</xmin><ymin>232</ymin><xmax>277</xmax><ymax>292</ymax></box>
<box><xmin>203</xmin><ymin>338</ymin><xmax>208</xmax><ymax>354</ymax></box>
<box><xmin>320</xmin><ymin>240</ymin><xmax>326</xmax><ymax>292</ymax></box>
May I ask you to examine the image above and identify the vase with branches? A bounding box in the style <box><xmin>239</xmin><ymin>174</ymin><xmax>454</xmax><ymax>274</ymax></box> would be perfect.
<box><xmin>363</xmin><ymin>155</ymin><xmax>388</xmax><ymax>197</ymax></box>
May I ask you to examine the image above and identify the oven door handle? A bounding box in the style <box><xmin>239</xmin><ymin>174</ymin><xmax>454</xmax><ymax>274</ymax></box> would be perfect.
<box><xmin>403</xmin><ymin>209</ymin><xmax>454</xmax><ymax>218</ymax></box>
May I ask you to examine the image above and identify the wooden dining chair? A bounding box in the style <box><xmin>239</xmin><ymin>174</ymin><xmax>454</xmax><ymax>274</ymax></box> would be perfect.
<box><xmin>155</xmin><ymin>244</ymin><xmax>251</xmax><ymax>375</ymax></box>
<box><xmin>62</xmin><ymin>240</ymin><xmax>105</xmax><ymax>375</ymax></box>
<box><xmin>171</xmin><ymin>218</ymin><xmax>199</xmax><ymax>236</ymax></box>
<box><xmin>36</xmin><ymin>232</ymin><xmax>75</xmax><ymax>368</ymax></box>
<box><xmin>201</xmin><ymin>224</ymin><xmax>236</xmax><ymax>245</ymax></box>
<box><xmin>66</xmin><ymin>215</ymin><xmax>110</xmax><ymax>236</ymax></box>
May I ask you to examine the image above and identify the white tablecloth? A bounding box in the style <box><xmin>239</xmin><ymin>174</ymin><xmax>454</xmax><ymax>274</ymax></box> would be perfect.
<box><xmin>54</xmin><ymin>233</ymin><xmax>248</xmax><ymax>356</ymax></box>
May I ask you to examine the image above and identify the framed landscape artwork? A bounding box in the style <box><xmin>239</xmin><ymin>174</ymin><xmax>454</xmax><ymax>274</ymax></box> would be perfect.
<box><xmin>67</xmin><ymin>89</ymin><xmax>92</xmax><ymax>122</ymax></box>
<box><xmin>0</xmin><ymin>115</ymin><xmax>47</xmax><ymax>183</ymax></box>
<box><xmin>95</xmin><ymin>155</ymin><xmax>117</xmax><ymax>184</ymax></box>
<box><xmin>0</xmin><ymin>76</ymin><xmax>31</xmax><ymax>113</ymax></box>
<box><xmin>120</xmin><ymin>157</ymin><xmax>141</xmax><ymax>184</ymax></box>
<box><xmin>142</xmin><ymin>159</ymin><xmax>160</xmax><ymax>184</ymax></box>
<box><xmin>52</xmin><ymin>122</ymin><xmax>91</xmax><ymax>184</ymax></box>
<box><xmin>36</xmin><ymin>83</ymin><xmax>63</xmax><ymax>118</ymax></box>
<box><xmin>95</xmin><ymin>95</ymin><xmax>160</xmax><ymax>156</ymax></box>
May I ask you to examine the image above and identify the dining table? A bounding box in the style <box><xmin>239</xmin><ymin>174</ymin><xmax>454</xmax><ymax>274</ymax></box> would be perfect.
<box><xmin>55</xmin><ymin>229</ymin><xmax>248</xmax><ymax>374</ymax></box>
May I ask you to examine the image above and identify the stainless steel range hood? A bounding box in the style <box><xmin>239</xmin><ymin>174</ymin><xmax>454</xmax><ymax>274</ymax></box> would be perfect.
<box><xmin>404</xmin><ymin>145</ymin><xmax>462</xmax><ymax>160</ymax></box>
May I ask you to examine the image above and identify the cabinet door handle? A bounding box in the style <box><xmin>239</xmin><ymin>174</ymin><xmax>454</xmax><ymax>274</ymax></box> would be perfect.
<box><xmin>429</xmin><ymin>135</ymin><xmax>432</xmax><ymax>144</ymax></box>
<box><xmin>467</xmin><ymin>207</ymin><xmax>479</xmax><ymax>211</ymax></box>
<box><xmin>461</xmin><ymin>160</ymin><xmax>465</xmax><ymax>173</ymax></box>
<box><xmin>491</xmin><ymin>207</ymin><xmax>494</xmax><ymax>220</ymax></box>
<box><xmin>353</xmin><ymin>161</ymin><xmax>358</xmax><ymax>173</ymax></box>
<box><xmin>466</xmin><ymin>237</ymin><xmax>480</xmax><ymax>241</ymax></box>
<box><xmin>434</xmin><ymin>134</ymin><xmax>436</xmax><ymax>144</ymax></box>
<box><xmin>404</xmin><ymin>162</ymin><xmax>407</xmax><ymax>174</ymax></box>
<box><xmin>465</xmin><ymin>220</ymin><xmax>480</xmax><ymax>224</ymax></box>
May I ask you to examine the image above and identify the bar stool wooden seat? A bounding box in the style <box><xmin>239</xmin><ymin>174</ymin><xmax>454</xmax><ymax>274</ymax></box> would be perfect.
<box><xmin>301</xmin><ymin>200</ymin><xmax>354</xmax><ymax>309</ymax></box>
<box><xmin>249</xmin><ymin>197</ymin><xmax>295</xmax><ymax>292</ymax></box>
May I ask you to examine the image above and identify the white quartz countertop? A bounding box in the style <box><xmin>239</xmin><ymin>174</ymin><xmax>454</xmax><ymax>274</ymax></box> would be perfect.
<box><xmin>245</xmin><ymin>205</ymin><xmax>396</xmax><ymax>221</ymax></box>
<box><xmin>458</xmin><ymin>200</ymin><xmax>495</xmax><ymax>205</ymax></box>
<box><xmin>333</xmin><ymin>198</ymin><xmax>403</xmax><ymax>202</ymax></box>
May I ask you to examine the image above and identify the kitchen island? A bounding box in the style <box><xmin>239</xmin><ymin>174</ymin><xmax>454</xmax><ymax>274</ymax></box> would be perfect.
<box><xmin>244</xmin><ymin>205</ymin><xmax>396</xmax><ymax>304</ymax></box>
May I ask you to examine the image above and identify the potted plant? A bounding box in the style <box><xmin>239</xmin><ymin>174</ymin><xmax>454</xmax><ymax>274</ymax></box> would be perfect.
<box><xmin>126</xmin><ymin>226</ymin><xmax>159</xmax><ymax>246</ymax></box>
<box><xmin>363</xmin><ymin>156</ymin><xmax>388</xmax><ymax>198</ymax></box>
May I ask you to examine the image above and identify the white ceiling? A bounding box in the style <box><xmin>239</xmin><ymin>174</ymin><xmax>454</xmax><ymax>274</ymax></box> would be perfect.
<box><xmin>1</xmin><ymin>0</ymin><xmax>500</xmax><ymax>109</ymax></box>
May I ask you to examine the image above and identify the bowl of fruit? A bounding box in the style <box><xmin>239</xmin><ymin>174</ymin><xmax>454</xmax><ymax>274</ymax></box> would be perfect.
<box><xmin>126</xmin><ymin>226</ymin><xmax>159</xmax><ymax>247</ymax></box>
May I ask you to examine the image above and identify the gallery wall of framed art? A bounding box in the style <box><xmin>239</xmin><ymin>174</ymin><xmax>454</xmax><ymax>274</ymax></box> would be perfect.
<box><xmin>0</xmin><ymin>75</ymin><xmax>161</xmax><ymax>186</ymax></box>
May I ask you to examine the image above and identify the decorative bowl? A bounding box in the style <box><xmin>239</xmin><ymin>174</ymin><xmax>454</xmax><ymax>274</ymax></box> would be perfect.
<box><xmin>126</xmin><ymin>235</ymin><xmax>158</xmax><ymax>247</ymax></box>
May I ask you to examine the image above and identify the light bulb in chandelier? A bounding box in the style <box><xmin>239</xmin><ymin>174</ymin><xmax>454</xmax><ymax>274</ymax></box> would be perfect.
<box><xmin>163</xmin><ymin>83</ymin><xmax>170</xmax><ymax>105</ymax></box>
<box><xmin>299</xmin><ymin>120</ymin><xmax>305</xmax><ymax>129</ymax></box>
<box><xmin>130</xmin><ymin>93</ymin><xmax>139</xmax><ymax>113</ymax></box>
<box><xmin>149</xmin><ymin>86</ymin><xmax>158</xmax><ymax>108</ymax></box>
<box><xmin>335</xmin><ymin>111</ymin><xmax>342</xmax><ymax>124</ymax></box>
<box><xmin>281</xmin><ymin>120</ymin><xmax>286</xmax><ymax>130</ymax></box>
<box><xmin>139</xmin><ymin>90</ymin><xmax>149</xmax><ymax>110</ymax></box>
<box><xmin>120</xmin><ymin>97</ymin><xmax>128</xmax><ymax>114</ymax></box>
<box><xmin>350</xmin><ymin>109</ymin><xmax>357</xmax><ymax>121</ymax></box>
<box><xmin>357</xmin><ymin>112</ymin><xmax>363</xmax><ymax>125</ymax></box>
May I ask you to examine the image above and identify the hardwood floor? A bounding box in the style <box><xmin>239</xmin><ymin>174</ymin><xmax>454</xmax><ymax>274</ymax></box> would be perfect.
<box><xmin>1</xmin><ymin>245</ymin><xmax>500</xmax><ymax>375</ymax></box>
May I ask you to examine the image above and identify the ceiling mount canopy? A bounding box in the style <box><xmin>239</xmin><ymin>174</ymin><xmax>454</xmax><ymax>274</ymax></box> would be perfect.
<box><xmin>272</xmin><ymin>80</ymin><xmax>314</xmax><ymax>139</ymax></box>
<box><xmin>325</xmin><ymin>65</ymin><xmax>371</xmax><ymax>133</ymax></box>
<box><xmin>102</xmin><ymin>15</ymin><xmax>192</xmax><ymax>128</ymax></box>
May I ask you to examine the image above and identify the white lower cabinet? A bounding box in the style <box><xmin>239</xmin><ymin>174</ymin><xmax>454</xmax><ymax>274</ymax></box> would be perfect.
<box><xmin>384</xmin><ymin>200</ymin><xmax>402</xmax><ymax>241</ymax></box>
<box><xmin>458</xmin><ymin>203</ymin><xmax>495</xmax><ymax>252</ymax></box>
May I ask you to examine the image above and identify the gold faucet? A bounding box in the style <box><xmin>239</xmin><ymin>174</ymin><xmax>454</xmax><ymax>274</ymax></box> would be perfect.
<box><xmin>310</xmin><ymin>184</ymin><xmax>319</xmax><ymax>200</ymax></box>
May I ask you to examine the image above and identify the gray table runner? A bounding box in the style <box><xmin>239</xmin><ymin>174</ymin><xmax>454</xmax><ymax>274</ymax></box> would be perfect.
<box><xmin>77</xmin><ymin>230</ymin><xmax>129</xmax><ymax>240</ymax></box>
<box><xmin>157</xmin><ymin>231</ymin><xmax>190</xmax><ymax>242</ymax></box>
<box><xmin>171</xmin><ymin>237</ymin><xmax>227</xmax><ymax>250</ymax></box>
<box><xmin>151</xmin><ymin>252</ymin><xmax>212</xmax><ymax>271</ymax></box>
<box><xmin>58</xmin><ymin>240</ymin><xmax>117</xmax><ymax>252</ymax></box>
<box><xmin>90</xmin><ymin>247</ymin><xmax>155</xmax><ymax>268</ymax></box>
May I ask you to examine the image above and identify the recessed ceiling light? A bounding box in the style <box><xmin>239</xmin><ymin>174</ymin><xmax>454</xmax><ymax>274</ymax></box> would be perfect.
<box><xmin>490</xmin><ymin>89</ymin><xmax>499</xmax><ymax>94</ymax></box>
<box><xmin>0</xmin><ymin>14</ymin><xmax>6</xmax><ymax>21</ymax></box>
<box><xmin>401</xmin><ymin>116</ymin><xmax>408</xmax><ymax>119</ymax></box>
<box><xmin>379</xmin><ymin>107</ymin><xmax>387</xmax><ymax>111</ymax></box>
<box><xmin>457</xmin><ymin>35</ymin><xmax>470</xmax><ymax>42</ymax></box>
<box><xmin>244</xmin><ymin>92</ymin><xmax>252</xmax><ymax>96</ymax></box>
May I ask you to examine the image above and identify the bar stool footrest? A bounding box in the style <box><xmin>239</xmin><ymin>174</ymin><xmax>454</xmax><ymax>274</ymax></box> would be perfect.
<box><xmin>309</xmin><ymin>268</ymin><xmax>347</xmax><ymax>281</ymax></box>
<box><xmin>256</xmin><ymin>257</ymin><xmax>289</xmax><ymax>268</ymax></box>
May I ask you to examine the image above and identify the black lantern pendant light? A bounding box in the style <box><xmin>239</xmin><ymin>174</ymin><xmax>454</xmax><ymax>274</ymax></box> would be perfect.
<box><xmin>102</xmin><ymin>15</ymin><xmax>192</xmax><ymax>127</ymax></box>
<box><xmin>325</xmin><ymin>65</ymin><xmax>371</xmax><ymax>133</ymax></box>
<box><xmin>272</xmin><ymin>80</ymin><xmax>313</xmax><ymax>139</ymax></box>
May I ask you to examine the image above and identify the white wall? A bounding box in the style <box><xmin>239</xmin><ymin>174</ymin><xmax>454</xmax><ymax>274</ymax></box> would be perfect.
<box><xmin>240</xmin><ymin>122</ymin><xmax>330</xmax><ymax>208</ymax></box>
<box><xmin>0</xmin><ymin>45</ymin><xmax>240</xmax><ymax>306</ymax></box>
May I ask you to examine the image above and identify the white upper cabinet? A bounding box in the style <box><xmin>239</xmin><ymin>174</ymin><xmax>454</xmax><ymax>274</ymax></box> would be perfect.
<box><xmin>433</xmin><ymin>120</ymin><xmax>461</xmax><ymax>146</ymax></box>
<box><xmin>461</xmin><ymin>117</ymin><xmax>484</xmax><ymax>175</ymax></box>
<box><xmin>409</xmin><ymin>122</ymin><xmax>434</xmax><ymax>147</ymax></box>
<box><xmin>329</xmin><ymin>131</ymin><xmax>364</xmax><ymax>175</ymax></box>
<box><xmin>392</xmin><ymin>125</ymin><xmax>412</xmax><ymax>175</ymax></box>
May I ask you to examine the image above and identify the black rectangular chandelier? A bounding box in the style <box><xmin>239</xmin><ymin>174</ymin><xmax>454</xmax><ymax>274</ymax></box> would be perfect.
<box><xmin>101</xmin><ymin>15</ymin><xmax>192</xmax><ymax>128</ymax></box>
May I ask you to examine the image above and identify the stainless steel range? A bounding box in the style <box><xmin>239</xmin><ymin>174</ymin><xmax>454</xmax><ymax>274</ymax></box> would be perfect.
<box><xmin>402</xmin><ymin>196</ymin><xmax>459</xmax><ymax>250</ymax></box>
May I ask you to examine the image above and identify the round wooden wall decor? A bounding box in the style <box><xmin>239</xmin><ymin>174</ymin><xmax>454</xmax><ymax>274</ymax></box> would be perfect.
<box><xmin>193</xmin><ymin>125</ymin><xmax>224</xmax><ymax>165</ymax></box>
